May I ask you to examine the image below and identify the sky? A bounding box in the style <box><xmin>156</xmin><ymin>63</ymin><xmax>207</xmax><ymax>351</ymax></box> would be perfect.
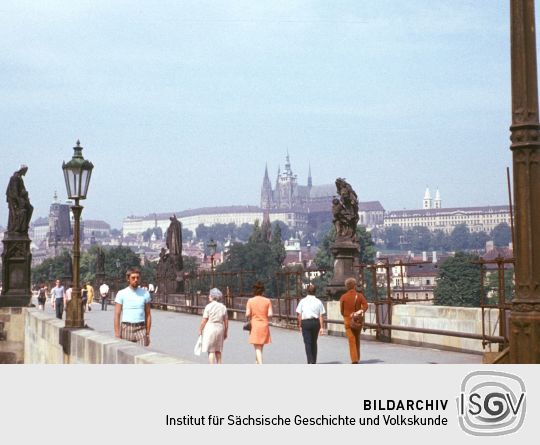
<box><xmin>0</xmin><ymin>1</ymin><xmax>530</xmax><ymax>229</ymax></box>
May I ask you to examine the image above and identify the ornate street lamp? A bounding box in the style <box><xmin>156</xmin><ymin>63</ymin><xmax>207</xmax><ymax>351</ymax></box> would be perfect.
<box><xmin>116</xmin><ymin>258</ymin><xmax>121</xmax><ymax>294</ymax></box>
<box><xmin>207</xmin><ymin>239</ymin><xmax>217</xmax><ymax>287</ymax></box>
<box><xmin>62</xmin><ymin>140</ymin><xmax>94</xmax><ymax>328</ymax></box>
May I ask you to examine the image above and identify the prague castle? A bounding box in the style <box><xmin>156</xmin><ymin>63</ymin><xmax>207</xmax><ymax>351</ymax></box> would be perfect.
<box><xmin>122</xmin><ymin>154</ymin><xmax>385</xmax><ymax>237</ymax></box>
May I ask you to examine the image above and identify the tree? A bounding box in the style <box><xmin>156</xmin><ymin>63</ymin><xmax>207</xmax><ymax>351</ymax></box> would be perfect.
<box><xmin>270</xmin><ymin>223</ymin><xmax>286</xmax><ymax>266</ymax></box>
<box><xmin>432</xmin><ymin>230</ymin><xmax>452</xmax><ymax>252</ymax></box>
<box><xmin>218</xmin><ymin>221</ymin><xmax>285</xmax><ymax>297</ymax></box>
<box><xmin>182</xmin><ymin>255</ymin><xmax>199</xmax><ymax>274</ymax></box>
<box><xmin>469</xmin><ymin>230</ymin><xmax>490</xmax><ymax>250</ymax></box>
<box><xmin>492</xmin><ymin>222</ymin><xmax>512</xmax><ymax>247</ymax></box>
<box><xmin>433</xmin><ymin>252</ymin><xmax>482</xmax><ymax>307</ymax></box>
<box><xmin>384</xmin><ymin>225</ymin><xmax>404</xmax><ymax>250</ymax></box>
<box><xmin>450</xmin><ymin>224</ymin><xmax>470</xmax><ymax>251</ymax></box>
<box><xmin>407</xmin><ymin>226</ymin><xmax>432</xmax><ymax>252</ymax></box>
<box><xmin>182</xmin><ymin>227</ymin><xmax>193</xmax><ymax>242</ymax></box>
<box><xmin>31</xmin><ymin>250</ymin><xmax>71</xmax><ymax>286</ymax></box>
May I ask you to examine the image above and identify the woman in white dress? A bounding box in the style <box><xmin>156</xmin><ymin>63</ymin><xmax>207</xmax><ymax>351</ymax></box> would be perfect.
<box><xmin>198</xmin><ymin>288</ymin><xmax>228</xmax><ymax>364</ymax></box>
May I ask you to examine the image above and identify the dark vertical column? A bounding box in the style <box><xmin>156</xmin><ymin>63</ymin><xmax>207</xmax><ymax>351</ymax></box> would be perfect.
<box><xmin>65</xmin><ymin>203</ymin><xmax>84</xmax><ymax>328</ymax></box>
<box><xmin>509</xmin><ymin>0</ymin><xmax>540</xmax><ymax>363</ymax></box>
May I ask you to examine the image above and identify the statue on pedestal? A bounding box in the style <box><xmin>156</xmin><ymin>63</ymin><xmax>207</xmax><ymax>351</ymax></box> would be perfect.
<box><xmin>326</xmin><ymin>178</ymin><xmax>361</xmax><ymax>300</ymax></box>
<box><xmin>6</xmin><ymin>165</ymin><xmax>33</xmax><ymax>235</ymax></box>
<box><xmin>1</xmin><ymin>164</ymin><xmax>33</xmax><ymax>306</ymax></box>
<box><xmin>332</xmin><ymin>177</ymin><xmax>359</xmax><ymax>243</ymax></box>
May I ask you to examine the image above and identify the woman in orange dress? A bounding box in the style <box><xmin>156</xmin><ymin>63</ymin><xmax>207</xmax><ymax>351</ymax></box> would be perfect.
<box><xmin>245</xmin><ymin>281</ymin><xmax>273</xmax><ymax>364</ymax></box>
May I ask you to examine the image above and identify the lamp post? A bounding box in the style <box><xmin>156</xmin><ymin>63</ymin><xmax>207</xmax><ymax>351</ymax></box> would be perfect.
<box><xmin>116</xmin><ymin>259</ymin><xmax>121</xmax><ymax>295</ymax></box>
<box><xmin>508</xmin><ymin>0</ymin><xmax>540</xmax><ymax>362</ymax></box>
<box><xmin>62</xmin><ymin>140</ymin><xmax>94</xmax><ymax>328</ymax></box>
<box><xmin>207</xmin><ymin>239</ymin><xmax>217</xmax><ymax>288</ymax></box>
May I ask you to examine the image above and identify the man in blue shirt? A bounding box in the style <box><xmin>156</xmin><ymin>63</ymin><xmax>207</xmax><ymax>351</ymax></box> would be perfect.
<box><xmin>114</xmin><ymin>267</ymin><xmax>152</xmax><ymax>346</ymax></box>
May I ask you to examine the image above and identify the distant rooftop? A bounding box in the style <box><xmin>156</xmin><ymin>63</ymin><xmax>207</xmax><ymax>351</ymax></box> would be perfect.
<box><xmin>126</xmin><ymin>205</ymin><xmax>263</xmax><ymax>221</ymax></box>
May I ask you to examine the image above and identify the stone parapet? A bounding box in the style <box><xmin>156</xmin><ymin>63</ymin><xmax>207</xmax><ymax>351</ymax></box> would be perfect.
<box><xmin>0</xmin><ymin>307</ymin><xmax>25</xmax><ymax>364</ymax></box>
<box><xmin>326</xmin><ymin>301</ymin><xmax>500</xmax><ymax>353</ymax></box>
<box><xmin>24</xmin><ymin>309</ymin><xmax>191</xmax><ymax>364</ymax></box>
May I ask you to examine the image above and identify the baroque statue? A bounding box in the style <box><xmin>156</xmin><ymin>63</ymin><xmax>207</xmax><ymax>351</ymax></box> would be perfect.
<box><xmin>6</xmin><ymin>164</ymin><xmax>33</xmax><ymax>235</ymax></box>
<box><xmin>166</xmin><ymin>214</ymin><xmax>183</xmax><ymax>270</ymax></box>
<box><xmin>332</xmin><ymin>177</ymin><xmax>359</xmax><ymax>243</ymax></box>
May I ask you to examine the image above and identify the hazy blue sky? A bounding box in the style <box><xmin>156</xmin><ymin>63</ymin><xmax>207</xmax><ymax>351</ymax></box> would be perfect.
<box><xmin>0</xmin><ymin>1</ymin><xmax>529</xmax><ymax>229</ymax></box>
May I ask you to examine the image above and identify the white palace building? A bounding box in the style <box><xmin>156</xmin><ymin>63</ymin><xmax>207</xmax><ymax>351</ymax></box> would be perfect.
<box><xmin>383</xmin><ymin>187</ymin><xmax>511</xmax><ymax>233</ymax></box>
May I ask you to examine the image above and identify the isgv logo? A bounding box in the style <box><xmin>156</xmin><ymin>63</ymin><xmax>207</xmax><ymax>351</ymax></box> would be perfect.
<box><xmin>457</xmin><ymin>370</ymin><xmax>526</xmax><ymax>436</ymax></box>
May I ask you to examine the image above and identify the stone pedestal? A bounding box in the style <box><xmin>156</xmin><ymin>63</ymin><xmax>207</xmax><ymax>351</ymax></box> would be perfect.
<box><xmin>326</xmin><ymin>240</ymin><xmax>359</xmax><ymax>300</ymax></box>
<box><xmin>0</xmin><ymin>233</ymin><xmax>32</xmax><ymax>307</ymax></box>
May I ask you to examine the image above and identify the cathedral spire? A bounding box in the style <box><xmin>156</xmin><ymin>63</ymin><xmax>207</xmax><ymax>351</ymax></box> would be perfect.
<box><xmin>307</xmin><ymin>163</ymin><xmax>312</xmax><ymax>189</ymax></box>
<box><xmin>261</xmin><ymin>163</ymin><xmax>273</xmax><ymax>210</ymax></box>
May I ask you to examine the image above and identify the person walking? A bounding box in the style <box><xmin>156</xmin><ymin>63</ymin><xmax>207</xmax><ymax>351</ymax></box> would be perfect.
<box><xmin>99</xmin><ymin>282</ymin><xmax>110</xmax><ymax>311</ymax></box>
<box><xmin>37</xmin><ymin>284</ymin><xmax>48</xmax><ymax>311</ymax></box>
<box><xmin>50</xmin><ymin>279</ymin><xmax>65</xmax><ymax>319</ymax></box>
<box><xmin>339</xmin><ymin>278</ymin><xmax>368</xmax><ymax>364</ymax></box>
<box><xmin>85</xmin><ymin>282</ymin><xmax>94</xmax><ymax>311</ymax></box>
<box><xmin>198</xmin><ymin>288</ymin><xmax>228</xmax><ymax>364</ymax></box>
<box><xmin>114</xmin><ymin>267</ymin><xmax>152</xmax><ymax>346</ymax></box>
<box><xmin>245</xmin><ymin>281</ymin><xmax>272</xmax><ymax>364</ymax></box>
<box><xmin>296</xmin><ymin>284</ymin><xmax>325</xmax><ymax>364</ymax></box>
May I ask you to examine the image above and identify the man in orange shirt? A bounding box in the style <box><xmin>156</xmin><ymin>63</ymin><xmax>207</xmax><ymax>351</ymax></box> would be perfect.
<box><xmin>339</xmin><ymin>278</ymin><xmax>368</xmax><ymax>364</ymax></box>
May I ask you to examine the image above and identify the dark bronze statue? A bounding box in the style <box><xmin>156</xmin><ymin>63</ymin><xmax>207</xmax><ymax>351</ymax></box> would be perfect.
<box><xmin>96</xmin><ymin>247</ymin><xmax>105</xmax><ymax>275</ymax></box>
<box><xmin>332</xmin><ymin>177</ymin><xmax>359</xmax><ymax>242</ymax></box>
<box><xmin>6</xmin><ymin>165</ymin><xmax>33</xmax><ymax>234</ymax></box>
<box><xmin>156</xmin><ymin>216</ymin><xmax>185</xmax><ymax>294</ymax></box>
<box><xmin>166</xmin><ymin>214</ymin><xmax>183</xmax><ymax>270</ymax></box>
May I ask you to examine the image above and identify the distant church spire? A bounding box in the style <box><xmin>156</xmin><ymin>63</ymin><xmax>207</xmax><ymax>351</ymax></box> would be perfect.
<box><xmin>261</xmin><ymin>163</ymin><xmax>273</xmax><ymax>210</ymax></box>
<box><xmin>307</xmin><ymin>163</ymin><xmax>312</xmax><ymax>189</ymax></box>
<box><xmin>423</xmin><ymin>186</ymin><xmax>432</xmax><ymax>209</ymax></box>
<box><xmin>284</xmin><ymin>151</ymin><xmax>292</xmax><ymax>175</ymax></box>
<box><xmin>434</xmin><ymin>188</ymin><xmax>442</xmax><ymax>209</ymax></box>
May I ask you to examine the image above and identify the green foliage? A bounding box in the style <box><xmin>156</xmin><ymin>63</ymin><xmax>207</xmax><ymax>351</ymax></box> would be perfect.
<box><xmin>374</xmin><ymin>225</ymin><xmax>498</xmax><ymax>253</ymax></box>
<box><xmin>140</xmin><ymin>261</ymin><xmax>157</xmax><ymax>284</ymax></box>
<box><xmin>182</xmin><ymin>255</ymin><xmax>198</xmax><ymax>274</ymax></box>
<box><xmin>195</xmin><ymin>222</ymin><xmax>255</xmax><ymax>243</ymax></box>
<box><xmin>433</xmin><ymin>252</ymin><xmax>482</xmax><ymax>307</ymax></box>
<box><xmin>450</xmin><ymin>224</ymin><xmax>470</xmax><ymax>251</ymax></box>
<box><xmin>182</xmin><ymin>227</ymin><xmax>193</xmax><ymax>242</ymax></box>
<box><xmin>408</xmin><ymin>226</ymin><xmax>432</xmax><ymax>251</ymax></box>
<box><xmin>32</xmin><ymin>245</ymin><xmax>158</xmax><ymax>287</ymax></box>
<box><xmin>491</xmin><ymin>222</ymin><xmax>512</xmax><ymax>247</ymax></box>
<box><xmin>217</xmin><ymin>221</ymin><xmax>286</xmax><ymax>297</ymax></box>
<box><xmin>271</xmin><ymin>223</ymin><xmax>286</xmax><ymax>266</ymax></box>
<box><xmin>484</xmin><ymin>267</ymin><xmax>515</xmax><ymax>303</ymax></box>
<box><xmin>31</xmin><ymin>249</ymin><xmax>71</xmax><ymax>286</ymax></box>
<box><xmin>384</xmin><ymin>225</ymin><xmax>405</xmax><ymax>250</ymax></box>
<box><xmin>431</xmin><ymin>230</ymin><xmax>452</xmax><ymax>252</ymax></box>
<box><xmin>469</xmin><ymin>231</ymin><xmax>490</xmax><ymax>250</ymax></box>
<box><xmin>142</xmin><ymin>227</ymin><xmax>163</xmax><ymax>242</ymax></box>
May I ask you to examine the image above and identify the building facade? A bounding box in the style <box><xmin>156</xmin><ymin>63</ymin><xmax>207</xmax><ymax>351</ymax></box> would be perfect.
<box><xmin>384</xmin><ymin>188</ymin><xmax>510</xmax><ymax>233</ymax></box>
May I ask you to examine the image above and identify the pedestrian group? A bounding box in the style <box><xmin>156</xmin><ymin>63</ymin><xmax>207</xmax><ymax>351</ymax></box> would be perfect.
<box><xmin>39</xmin><ymin>270</ymin><xmax>367</xmax><ymax>365</ymax></box>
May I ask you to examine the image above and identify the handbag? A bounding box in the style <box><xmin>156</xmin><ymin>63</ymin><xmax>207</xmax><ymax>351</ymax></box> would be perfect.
<box><xmin>194</xmin><ymin>335</ymin><xmax>202</xmax><ymax>356</ymax></box>
<box><xmin>243</xmin><ymin>319</ymin><xmax>252</xmax><ymax>332</ymax></box>
<box><xmin>349</xmin><ymin>294</ymin><xmax>365</xmax><ymax>330</ymax></box>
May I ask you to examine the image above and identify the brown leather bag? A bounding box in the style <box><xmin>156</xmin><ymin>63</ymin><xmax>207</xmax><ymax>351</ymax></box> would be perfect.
<box><xmin>349</xmin><ymin>294</ymin><xmax>364</xmax><ymax>330</ymax></box>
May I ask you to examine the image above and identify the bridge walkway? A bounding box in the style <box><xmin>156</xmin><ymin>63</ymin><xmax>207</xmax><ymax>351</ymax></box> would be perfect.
<box><xmin>42</xmin><ymin>301</ymin><xmax>481</xmax><ymax>364</ymax></box>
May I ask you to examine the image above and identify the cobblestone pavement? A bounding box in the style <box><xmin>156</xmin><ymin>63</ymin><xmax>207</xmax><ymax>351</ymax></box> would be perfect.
<box><xmin>41</xmin><ymin>299</ymin><xmax>482</xmax><ymax>364</ymax></box>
